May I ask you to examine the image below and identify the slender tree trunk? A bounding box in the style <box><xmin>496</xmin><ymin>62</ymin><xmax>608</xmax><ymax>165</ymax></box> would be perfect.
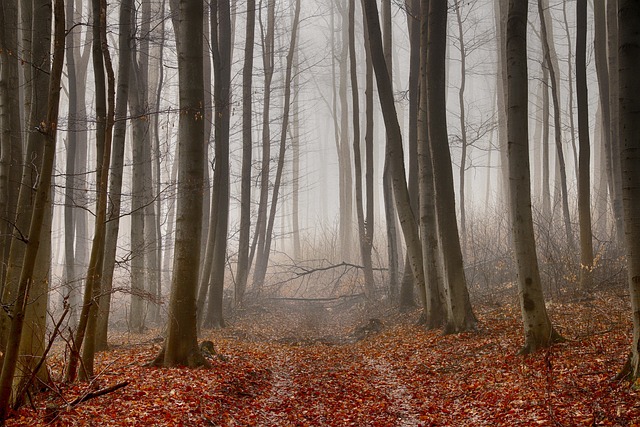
<box><xmin>66</xmin><ymin>0</ymin><xmax>115</xmax><ymax>382</ymax></box>
<box><xmin>252</xmin><ymin>0</ymin><xmax>301</xmax><ymax>291</ymax></box>
<box><xmin>0</xmin><ymin>0</ymin><xmax>63</xmax><ymax>416</ymax></box>
<box><xmin>0</xmin><ymin>0</ymin><xmax>23</xmax><ymax>348</ymax></box>
<box><xmin>235</xmin><ymin>0</ymin><xmax>255</xmax><ymax>306</ymax></box>
<box><xmin>575</xmin><ymin>0</ymin><xmax>593</xmax><ymax>291</ymax></box>
<box><xmin>427</xmin><ymin>0</ymin><xmax>476</xmax><ymax>333</ymax></box>
<box><xmin>129</xmin><ymin>45</ymin><xmax>148</xmax><ymax>334</ymax></box>
<box><xmin>203</xmin><ymin>0</ymin><xmax>232</xmax><ymax>329</ymax></box>
<box><xmin>338</xmin><ymin>1</ymin><xmax>353</xmax><ymax>262</ymax></box>
<box><xmin>399</xmin><ymin>0</ymin><xmax>421</xmax><ymax>310</ymax></box>
<box><xmin>608</xmin><ymin>0</ymin><xmax>624</xmax><ymax>247</ymax></box>
<box><xmin>562</xmin><ymin>1</ymin><xmax>578</xmax><ymax>179</ymax></box>
<box><xmin>506</xmin><ymin>0</ymin><xmax>561</xmax><ymax>354</ymax></box>
<box><xmin>362</xmin><ymin>0</ymin><xmax>426</xmax><ymax>314</ymax></box>
<box><xmin>618</xmin><ymin>0</ymin><xmax>640</xmax><ymax>381</ymax></box>
<box><xmin>594</xmin><ymin>0</ymin><xmax>614</xmax><ymax>243</ymax></box>
<box><xmin>349</xmin><ymin>0</ymin><xmax>374</xmax><ymax>298</ymax></box>
<box><xmin>381</xmin><ymin>0</ymin><xmax>400</xmax><ymax>300</ymax></box>
<box><xmin>1</xmin><ymin>0</ymin><xmax>52</xmax><ymax>379</ymax></box>
<box><xmin>96</xmin><ymin>0</ymin><xmax>134</xmax><ymax>351</ymax></box>
<box><xmin>538</xmin><ymin>0</ymin><xmax>574</xmax><ymax>251</ymax></box>
<box><xmin>494</xmin><ymin>0</ymin><xmax>510</xmax><ymax>209</ymax></box>
<box><xmin>364</xmin><ymin>4</ymin><xmax>376</xmax><ymax>305</ymax></box>
<box><xmin>251</xmin><ymin>0</ymin><xmax>275</xmax><ymax>292</ymax></box>
<box><xmin>454</xmin><ymin>0</ymin><xmax>469</xmax><ymax>252</ymax></box>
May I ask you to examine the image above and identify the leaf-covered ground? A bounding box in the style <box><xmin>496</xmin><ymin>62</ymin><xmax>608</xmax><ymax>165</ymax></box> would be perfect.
<box><xmin>6</xmin><ymin>290</ymin><xmax>640</xmax><ymax>426</ymax></box>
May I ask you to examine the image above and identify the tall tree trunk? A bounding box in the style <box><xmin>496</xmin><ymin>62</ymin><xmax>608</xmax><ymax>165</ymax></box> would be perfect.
<box><xmin>363</xmin><ymin>2</ymin><xmax>376</xmax><ymax>305</ymax></box>
<box><xmin>1</xmin><ymin>0</ymin><xmax>51</xmax><ymax>370</ymax></box>
<box><xmin>129</xmin><ymin>45</ymin><xmax>148</xmax><ymax>334</ymax></box>
<box><xmin>96</xmin><ymin>0</ymin><xmax>134</xmax><ymax>351</ymax></box>
<box><xmin>203</xmin><ymin>0</ymin><xmax>232</xmax><ymax>329</ymax></box>
<box><xmin>575</xmin><ymin>0</ymin><xmax>593</xmax><ymax>291</ymax></box>
<box><xmin>618</xmin><ymin>0</ymin><xmax>640</xmax><ymax>381</ymax></box>
<box><xmin>381</xmin><ymin>0</ymin><xmax>400</xmax><ymax>300</ymax></box>
<box><xmin>538</xmin><ymin>0</ymin><xmax>574</xmax><ymax>251</ymax></box>
<box><xmin>454</xmin><ymin>0</ymin><xmax>469</xmax><ymax>253</ymax></box>
<box><xmin>71</xmin><ymin>0</ymin><xmax>115</xmax><ymax>381</ymax></box>
<box><xmin>608</xmin><ymin>0</ymin><xmax>624</xmax><ymax>247</ymax></box>
<box><xmin>561</xmin><ymin>0</ymin><xmax>578</xmax><ymax>178</ymax></box>
<box><xmin>494</xmin><ymin>0</ymin><xmax>510</xmax><ymax>210</ymax></box>
<box><xmin>153</xmin><ymin>0</ymin><xmax>206</xmax><ymax>368</ymax></box>
<box><xmin>541</xmin><ymin>64</ymin><xmax>551</xmax><ymax>218</ymax></box>
<box><xmin>399</xmin><ymin>0</ymin><xmax>421</xmax><ymax>310</ymax></box>
<box><xmin>593</xmin><ymin>0</ymin><xmax>610</xmax><ymax>236</ymax></box>
<box><xmin>252</xmin><ymin>0</ymin><xmax>301</xmax><ymax>291</ymax></box>
<box><xmin>0</xmin><ymin>0</ymin><xmax>63</xmax><ymax>416</ymax></box>
<box><xmin>291</xmin><ymin>25</ymin><xmax>301</xmax><ymax>260</ymax></box>
<box><xmin>349</xmin><ymin>0</ymin><xmax>374</xmax><ymax>298</ymax></box>
<box><xmin>506</xmin><ymin>0</ymin><xmax>561</xmax><ymax>354</ymax></box>
<box><xmin>251</xmin><ymin>0</ymin><xmax>275</xmax><ymax>292</ymax></box>
<box><xmin>338</xmin><ymin>1</ymin><xmax>353</xmax><ymax>262</ymax></box>
<box><xmin>418</xmin><ymin>0</ymin><xmax>445</xmax><ymax>327</ymax></box>
<box><xmin>0</xmin><ymin>0</ymin><xmax>23</xmax><ymax>346</ymax></box>
<box><xmin>235</xmin><ymin>0</ymin><xmax>255</xmax><ymax>306</ymax></box>
<box><xmin>427</xmin><ymin>0</ymin><xmax>476</xmax><ymax>333</ymax></box>
<box><xmin>362</xmin><ymin>0</ymin><xmax>426</xmax><ymax>315</ymax></box>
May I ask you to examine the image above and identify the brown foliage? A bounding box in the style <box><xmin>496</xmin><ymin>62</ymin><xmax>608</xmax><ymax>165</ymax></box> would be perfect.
<box><xmin>5</xmin><ymin>293</ymin><xmax>640</xmax><ymax>426</ymax></box>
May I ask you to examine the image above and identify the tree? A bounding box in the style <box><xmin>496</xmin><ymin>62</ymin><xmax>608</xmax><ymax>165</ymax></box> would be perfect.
<box><xmin>0</xmin><ymin>0</ymin><xmax>64</xmax><ymax>417</ymax></box>
<box><xmin>618</xmin><ymin>0</ymin><xmax>640</xmax><ymax>382</ymax></box>
<box><xmin>418</xmin><ymin>0</ymin><xmax>445</xmax><ymax>327</ymax></box>
<box><xmin>575</xmin><ymin>0</ymin><xmax>593</xmax><ymax>291</ymax></box>
<box><xmin>202</xmin><ymin>0</ymin><xmax>232</xmax><ymax>329</ymax></box>
<box><xmin>506</xmin><ymin>0</ymin><xmax>561</xmax><ymax>354</ymax></box>
<box><xmin>235</xmin><ymin>0</ymin><xmax>256</xmax><ymax>306</ymax></box>
<box><xmin>362</xmin><ymin>0</ymin><xmax>426</xmax><ymax>318</ymax></box>
<box><xmin>426</xmin><ymin>0</ymin><xmax>476</xmax><ymax>333</ymax></box>
<box><xmin>1</xmin><ymin>0</ymin><xmax>53</xmax><ymax>389</ymax></box>
<box><xmin>380</xmin><ymin>0</ymin><xmax>401</xmax><ymax>301</ymax></box>
<box><xmin>349</xmin><ymin>0</ymin><xmax>374</xmax><ymax>298</ymax></box>
<box><xmin>153</xmin><ymin>0</ymin><xmax>206</xmax><ymax>367</ymax></box>
<box><xmin>96</xmin><ymin>0</ymin><xmax>134</xmax><ymax>351</ymax></box>
<box><xmin>538</xmin><ymin>0</ymin><xmax>574</xmax><ymax>251</ymax></box>
<box><xmin>399</xmin><ymin>0</ymin><xmax>420</xmax><ymax>310</ymax></box>
<box><xmin>607</xmin><ymin>0</ymin><xmax>624</xmax><ymax>246</ymax></box>
<box><xmin>129</xmin><ymin>0</ymin><xmax>152</xmax><ymax>334</ymax></box>
<box><xmin>252</xmin><ymin>0</ymin><xmax>302</xmax><ymax>291</ymax></box>
<box><xmin>338</xmin><ymin>0</ymin><xmax>354</xmax><ymax>262</ymax></box>
<box><xmin>66</xmin><ymin>0</ymin><xmax>116</xmax><ymax>382</ymax></box>
<box><xmin>251</xmin><ymin>0</ymin><xmax>275</xmax><ymax>292</ymax></box>
<box><xmin>0</xmin><ymin>0</ymin><xmax>22</xmax><ymax>296</ymax></box>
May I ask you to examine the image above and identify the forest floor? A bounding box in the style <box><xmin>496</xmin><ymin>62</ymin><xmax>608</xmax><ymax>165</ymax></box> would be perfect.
<box><xmin>6</xmin><ymin>287</ymin><xmax>640</xmax><ymax>426</ymax></box>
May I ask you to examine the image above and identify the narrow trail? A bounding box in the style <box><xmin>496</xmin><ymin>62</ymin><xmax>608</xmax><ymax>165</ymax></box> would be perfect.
<box><xmin>365</xmin><ymin>357</ymin><xmax>422</xmax><ymax>426</ymax></box>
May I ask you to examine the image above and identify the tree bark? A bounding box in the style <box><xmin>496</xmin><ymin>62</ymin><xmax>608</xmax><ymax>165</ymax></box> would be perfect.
<box><xmin>538</xmin><ymin>0</ymin><xmax>574</xmax><ymax>251</ymax></box>
<box><xmin>235</xmin><ymin>0</ymin><xmax>256</xmax><ymax>306</ymax></box>
<box><xmin>203</xmin><ymin>0</ymin><xmax>232</xmax><ymax>329</ymax></box>
<box><xmin>618</xmin><ymin>0</ymin><xmax>640</xmax><ymax>381</ymax></box>
<box><xmin>426</xmin><ymin>0</ymin><xmax>476</xmax><ymax>333</ymax></box>
<box><xmin>0</xmin><ymin>0</ymin><xmax>63</xmax><ymax>416</ymax></box>
<box><xmin>362</xmin><ymin>0</ymin><xmax>426</xmax><ymax>316</ymax></box>
<box><xmin>506</xmin><ymin>0</ymin><xmax>561</xmax><ymax>354</ymax></box>
<box><xmin>252</xmin><ymin>0</ymin><xmax>301</xmax><ymax>291</ymax></box>
<box><xmin>575</xmin><ymin>0</ymin><xmax>593</xmax><ymax>291</ymax></box>
<box><xmin>154</xmin><ymin>0</ymin><xmax>206</xmax><ymax>368</ymax></box>
<box><xmin>418</xmin><ymin>0</ymin><xmax>445</xmax><ymax>327</ymax></box>
<box><xmin>349</xmin><ymin>0</ymin><xmax>374</xmax><ymax>298</ymax></box>
<box><xmin>96</xmin><ymin>0</ymin><xmax>134</xmax><ymax>351</ymax></box>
